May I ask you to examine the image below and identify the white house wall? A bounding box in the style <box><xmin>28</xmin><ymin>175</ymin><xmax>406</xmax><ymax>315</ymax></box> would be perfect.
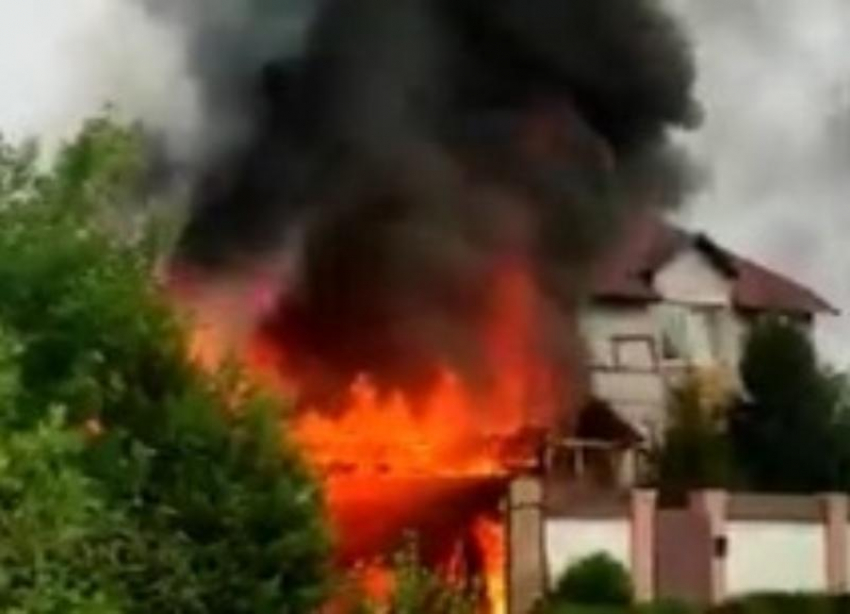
<box><xmin>654</xmin><ymin>248</ymin><xmax>732</xmax><ymax>307</ymax></box>
<box><xmin>589</xmin><ymin>371</ymin><xmax>667</xmax><ymax>434</ymax></box>
<box><xmin>581</xmin><ymin>306</ymin><xmax>657</xmax><ymax>368</ymax></box>
<box><xmin>653</xmin><ymin>249</ymin><xmax>747</xmax><ymax>370</ymax></box>
<box><xmin>580</xmin><ymin>306</ymin><xmax>666</xmax><ymax>433</ymax></box>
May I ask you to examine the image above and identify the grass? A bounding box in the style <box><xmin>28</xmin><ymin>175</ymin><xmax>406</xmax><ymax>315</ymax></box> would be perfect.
<box><xmin>541</xmin><ymin>594</ymin><xmax>850</xmax><ymax>614</ymax></box>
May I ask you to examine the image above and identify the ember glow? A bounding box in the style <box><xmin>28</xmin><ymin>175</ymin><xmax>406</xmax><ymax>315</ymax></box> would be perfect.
<box><xmin>176</xmin><ymin>256</ymin><xmax>556</xmax><ymax>614</ymax></box>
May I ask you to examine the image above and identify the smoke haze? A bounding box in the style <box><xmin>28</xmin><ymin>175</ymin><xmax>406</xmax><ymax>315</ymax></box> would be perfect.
<box><xmin>145</xmin><ymin>0</ymin><xmax>699</xmax><ymax>393</ymax></box>
<box><xmin>3</xmin><ymin>1</ymin><xmax>847</xmax><ymax>366</ymax></box>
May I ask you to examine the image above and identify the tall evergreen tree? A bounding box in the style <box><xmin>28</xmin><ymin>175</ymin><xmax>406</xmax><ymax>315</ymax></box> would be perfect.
<box><xmin>730</xmin><ymin>317</ymin><xmax>842</xmax><ymax>492</ymax></box>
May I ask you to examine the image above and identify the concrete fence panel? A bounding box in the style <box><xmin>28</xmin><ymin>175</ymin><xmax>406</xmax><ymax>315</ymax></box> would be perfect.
<box><xmin>544</xmin><ymin>518</ymin><xmax>632</xmax><ymax>585</ymax></box>
<box><xmin>511</xmin><ymin>481</ymin><xmax>850</xmax><ymax>614</ymax></box>
<box><xmin>725</xmin><ymin>520</ymin><xmax>826</xmax><ymax>596</ymax></box>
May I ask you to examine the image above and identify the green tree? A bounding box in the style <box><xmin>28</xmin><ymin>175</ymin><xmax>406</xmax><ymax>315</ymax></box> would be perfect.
<box><xmin>653</xmin><ymin>375</ymin><xmax>734</xmax><ymax>499</ymax></box>
<box><xmin>0</xmin><ymin>416</ymin><xmax>125</xmax><ymax>614</ymax></box>
<box><xmin>0</xmin><ymin>117</ymin><xmax>330</xmax><ymax>613</ymax></box>
<box><xmin>730</xmin><ymin>316</ymin><xmax>843</xmax><ymax>492</ymax></box>
<box><xmin>0</xmin><ymin>325</ymin><xmax>124</xmax><ymax>613</ymax></box>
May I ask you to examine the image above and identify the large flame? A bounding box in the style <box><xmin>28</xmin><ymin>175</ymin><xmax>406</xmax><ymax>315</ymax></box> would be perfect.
<box><xmin>296</xmin><ymin>370</ymin><xmax>502</xmax><ymax>477</ymax></box>
<box><xmin>286</xmin><ymin>257</ymin><xmax>555</xmax><ymax>478</ymax></box>
<box><xmin>176</xmin><ymin>256</ymin><xmax>556</xmax><ymax>614</ymax></box>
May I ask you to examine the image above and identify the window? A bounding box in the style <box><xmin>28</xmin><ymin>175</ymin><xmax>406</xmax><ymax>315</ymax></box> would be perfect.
<box><xmin>612</xmin><ymin>336</ymin><xmax>656</xmax><ymax>370</ymax></box>
<box><xmin>702</xmin><ymin>308</ymin><xmax>727</xmax><ymax>364</ymax></box>
<box><xmin>657</xmin><ymin>304</ymin><xmax>727</xmax><ymax>366</ymax></box>
<box><xmin>658</xmin><ymin>304</ymin><xmax>689</xmax><ymax>361</ymax></box>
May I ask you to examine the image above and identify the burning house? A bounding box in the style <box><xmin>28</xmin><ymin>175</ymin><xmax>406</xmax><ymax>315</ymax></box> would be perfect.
<box><xmin>151</xmin><ymin>0</ymin><xmax>701</xmax><ymax>612</ymax></box>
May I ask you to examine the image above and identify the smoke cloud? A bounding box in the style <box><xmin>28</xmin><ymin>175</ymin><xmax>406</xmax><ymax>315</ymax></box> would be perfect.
<box><xmin>151</xmin><ymin>0</ymin><xmax>699</xmax><ymax>392</ymax></box>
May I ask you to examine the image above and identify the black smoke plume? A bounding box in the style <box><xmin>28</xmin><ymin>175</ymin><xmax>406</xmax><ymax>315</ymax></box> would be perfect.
<box><xmin>147</xmin><ymin>0</ymin><xmax>699</xmax><ymax>395</ymax></box>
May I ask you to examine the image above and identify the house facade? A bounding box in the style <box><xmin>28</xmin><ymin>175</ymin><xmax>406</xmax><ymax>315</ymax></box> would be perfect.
<box><xmin>563</xmin><ymin>214</ymin><xmax>836</xmax><ymax>485</ymax></box>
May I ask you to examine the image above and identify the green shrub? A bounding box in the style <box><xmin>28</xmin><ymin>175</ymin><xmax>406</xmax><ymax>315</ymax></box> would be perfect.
<box><xmin>341</xmin><ymin>538</ymin><xmax>479</xmax><ymax>614</ymax></box>
<box><xmin>540</xmin><ymin>599</ymin><xmax>698</xmax><ymax>614</ymax></box>
<box><xmin>640</xmin><ymin>600</ymin><xmax>699</xmax><ymax>614</ymax></box>
<box><xmin>540</xmin><ymin>592</ymin><xmax>848</xmax><ymax>614</ymax></box>
<box><xmin>544</xmin><ymin>605</ymin><xmax>631</xmax><ymax>614</ymax></box>
<box><xmin>554</xmin><ymin>553</ymin><xmax>634</xmax><ymax>606</ymax></box>
<box><xmin>388</xmin><ymin>539</ymin><xmax>479</xmax><ymax>614</ymax></box>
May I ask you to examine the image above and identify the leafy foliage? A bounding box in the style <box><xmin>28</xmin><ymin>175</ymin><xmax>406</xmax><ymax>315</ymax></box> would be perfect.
<box><xmin>0</xmin><ymin>117</ymin><xmax>330</xmax><ymax>613</ymax></box>
<box><xmin>0</xmin><ymin>422</ymin><xmax>125</xmax><ymax>613</ymax></box>
<box><xmin>730</xmin><ymin>317</ymin><xmax>845</xmax><ymax>492</ymax></box>
<box><xmin>652</xmin><ymin>375</ymin><xmax>734</xmax><ymax>498</ymax></box>
<box><xmin>343</xmin><ymin>538</ymin><xmax>480</xmax><ymax>614</ymax></box>
<box><xmin>542</xmin><ymin>606</ymin><xmax>696</xmax><ymax>614</ymax></box>
<box><xmin>553</xmin><ymin>553</ymin><xmax>633</xmax><ymax>607</ymax></box>
<box><xmin>0</xmin><ymin>328</ymin><xmax>139</xmax><ymax>613</ymax></box>
<box><xmin>387</xmin><ymin>540</ymin><xmax>480</xmax><ymax>614</ymax></box>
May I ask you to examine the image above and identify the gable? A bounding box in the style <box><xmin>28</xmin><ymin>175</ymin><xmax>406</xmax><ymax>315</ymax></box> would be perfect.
<box><xmin>653</xmin><ymin>247</ymin><xmax>732</xmax><ymax>306</ymax></box>
<box><xmin>589</xmin><ymin>214</ymin><xmax>835</xmax><ymax>315</ymax></box>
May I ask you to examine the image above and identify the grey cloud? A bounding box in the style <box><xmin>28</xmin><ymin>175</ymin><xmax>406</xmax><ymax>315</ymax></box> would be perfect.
<box><xmin>668</xmin><ymin>0</ymin><xmax>850</xmax><ymax>363</ymax></box>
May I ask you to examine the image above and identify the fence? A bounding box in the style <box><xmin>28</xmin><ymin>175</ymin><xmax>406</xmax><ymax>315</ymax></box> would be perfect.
<box><xmin>506</xmin><ymin>478</ymin><xmax>850</xmax><ymax>613</ymax></box>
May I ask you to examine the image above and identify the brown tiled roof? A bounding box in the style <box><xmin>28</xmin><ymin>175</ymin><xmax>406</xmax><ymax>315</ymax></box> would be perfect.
<box><xmin>590</xmin><ymin>213</ymin><xmax>837</xmax><ymax>315</ymax></box>
<box><xmin>589</xmin><ymin>213</ymin><xmax>685</xmax><ymax>302</ymax></box>
<box><xmin>730</xmin><ymin>254</ymin><xmax>837</xmax><ymax>315</ymax></box>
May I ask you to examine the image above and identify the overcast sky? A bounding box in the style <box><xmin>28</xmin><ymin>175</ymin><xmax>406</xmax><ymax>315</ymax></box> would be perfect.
<box><xmin>0</xmin><ymin>0</ymin><xmax>198</xmax><ymax>152</ymax></box>
<box><xmin>1</xmin><ymin>0</ymin><xmax>850</xmax><ymax>362</ymax></box>
<box><xmin>666</xmin><ymin>0</ymin><xmax>850</xmax><ymax>363</ymax></box>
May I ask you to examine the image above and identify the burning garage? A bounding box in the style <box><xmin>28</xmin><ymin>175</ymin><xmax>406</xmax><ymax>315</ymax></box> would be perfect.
<box><xmin>153</xmin><ymin>0</ymin><xmax>700</xmax><ymax>612</ymax></box>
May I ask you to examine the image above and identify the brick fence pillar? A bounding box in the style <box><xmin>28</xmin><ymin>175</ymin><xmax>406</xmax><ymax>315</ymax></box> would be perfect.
<box><xmin>631</xmin><ymin>489</ymin><xmax>657</xmax><ymax>602</ymax></box>
<box><xmin>508</xmin><ymin>476</ymin><xmax>546</xmax><ymax>614</ymax></box>
<box><xmin>690</xmin><ymin>490</ymin><xmax>728</xmax><ymax>604</ymax></box>
<box><xmin>823</xmin><ymin>493</ymin><xmax>848</xmax><ymax>593</ymax></box>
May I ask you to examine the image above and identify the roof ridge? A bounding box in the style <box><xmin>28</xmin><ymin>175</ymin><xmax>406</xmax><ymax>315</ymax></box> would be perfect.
<box><xmin>589</xmin><ymin>216</ymin><xmax>837</xmax><ymax>315</ymax></box>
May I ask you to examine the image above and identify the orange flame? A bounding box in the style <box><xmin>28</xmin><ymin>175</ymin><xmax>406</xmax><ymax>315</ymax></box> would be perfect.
<box><xmin>289</xmin><ymin>255</ymin><xmax>554</xmax><ymax>479</ymax></box>
<box><xmin>296</xmin><ymin>371</ymin><xmax>503</xmax><ymax>478</ymax></box>
<box><xmin>175</xmin><ymin>254</ymin><xmax>557</xmax><ymax>614</ymax></box>
<box><xmin>473</xmin><ymin>515</ymin><xmax>507</xmax><ymax>614</ymax></box>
